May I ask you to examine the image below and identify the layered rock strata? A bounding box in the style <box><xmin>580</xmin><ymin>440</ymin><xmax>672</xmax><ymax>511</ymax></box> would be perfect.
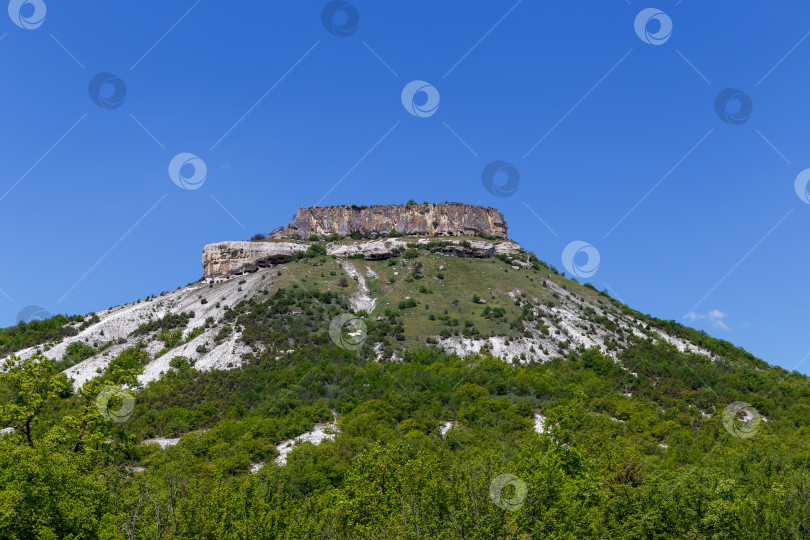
<box><xmin>270</xmin><ymin>203</ymin><xmax>507</xmax><ymax>239</ymax></box>
<box><xmin>202</xmin><ymin>239</ymin><xmax>523</xmax><ymax>280</ymax></box>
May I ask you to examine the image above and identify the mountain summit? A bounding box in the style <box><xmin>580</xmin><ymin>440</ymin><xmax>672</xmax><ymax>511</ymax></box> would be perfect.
<box><xmin>269</xmin><ymin>202</ymin><xmax>508</xmax><ymax>239</ymax></box>
<box><xmin>0</xmin><ymin>203</ymin><xmax>807</xmax><ymax>538</ymax></box>
<box><xmin>2</xmin><ymin>202</ymin><xmax>749</xmax><ymax>389</ymax></box>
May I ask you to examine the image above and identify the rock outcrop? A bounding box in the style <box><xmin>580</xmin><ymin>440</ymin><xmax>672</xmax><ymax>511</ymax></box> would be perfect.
<box><xmin>271</xmin><ymin>203</ymin><xmax>507</xmax><ymax>239</ymax></box>
<box><xmin>326</xmin><ymin>239</ymin><xmax>409</xmax><ymax>260</ymax></box>
<box><xmin>203</xmin><ymin>242</ymin><xmax>308</xmax><ymax>281</ymax></box>
<box><xmin>433</xmin><ymin>241</ymin><xmax>494</xmax><ymax>258</ymax></box>
<box><xmin>202</xmin><ymin>203</ymin><xmax>517</xmax><ymax>280</ymax></box>
<box><xmin>202</xmin><ymin>238</ymin><xmax>523</xmax><ymax>280</ymax></box>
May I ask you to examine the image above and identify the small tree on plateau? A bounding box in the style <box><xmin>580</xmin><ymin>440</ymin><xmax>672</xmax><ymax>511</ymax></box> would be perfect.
<box><xmin>0</xmin><ymin>354</ymin><xmax>70</xmax><ymax>446</ymax></box>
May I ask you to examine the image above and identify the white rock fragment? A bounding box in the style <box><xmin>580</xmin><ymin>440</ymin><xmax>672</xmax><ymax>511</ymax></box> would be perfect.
<box><xmin>439</xmin><ymin>421</ymin><xmax>458</xmax><ymax>437</ymax></box>
<box><xmin>340</xmin><ymin>261</ymin><xmax>377</xmax><ymax>313</ymax></box>
<box><xmin>493</xmin><ymin>242</ymin><xmax>522</xmax><ymax>256</ymax></box>
<box><xmin>327</xmin><ymin>239</ymin><xmax>409</xmax><ymax>260</ymax></box>
<box><xmin>533</xmin><ymin>413</ymin><xmax>546</xmax><ymax>434</ymax></box>
<box><xmin>274</xmin><ymin>418</ymin><xmax>339</xmax><ymax>466</ymax></box>
<box><xmin>142</xmin><ymin>437</ymin><xmax>180</xmax><ymax>449</ymax></box>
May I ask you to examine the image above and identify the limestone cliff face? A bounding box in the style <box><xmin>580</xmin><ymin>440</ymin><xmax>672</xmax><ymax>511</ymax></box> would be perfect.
<box><xmin>203</xmin><ymin>242</ymin><xmax>308</xmax><ymax>281</ymax></box>
<box><xmin>202</xmin><ymin>238</ymin><xmax>523</xmax><ymax>280</ymax></box>
<box><xmin>271</xmin><ymin>203</ymin><xmax>507</xmax><ymax>239</ymax></box>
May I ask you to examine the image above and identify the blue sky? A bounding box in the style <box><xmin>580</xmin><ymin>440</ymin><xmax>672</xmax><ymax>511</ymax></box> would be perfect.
<box><xmin>1</xmin><ymin>1</ymin><xmax>809</xmax><ymax>373</ymax></box>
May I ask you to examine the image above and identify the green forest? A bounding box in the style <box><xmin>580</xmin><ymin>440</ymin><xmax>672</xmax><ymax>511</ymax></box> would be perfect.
<box><xmin>0</xmin><ymin>266</ymin><xmax>809</xmax><ymax>538</ymax></box>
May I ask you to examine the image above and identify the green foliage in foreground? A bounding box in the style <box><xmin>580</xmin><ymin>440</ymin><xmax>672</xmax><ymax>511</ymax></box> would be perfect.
<box><xmin>1</xmin><ymin>331</ymin><xmax>809</xmax><ymax>539</ymax></box>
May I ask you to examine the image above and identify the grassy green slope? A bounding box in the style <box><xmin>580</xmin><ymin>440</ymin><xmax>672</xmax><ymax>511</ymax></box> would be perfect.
<box><xmin>1</xmin><ymin>245</ymin><xmax>809</xmax><ymax>538</ymax></box>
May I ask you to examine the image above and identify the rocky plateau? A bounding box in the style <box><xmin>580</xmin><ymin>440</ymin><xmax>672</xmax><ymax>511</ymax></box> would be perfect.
<box><xmin>202</xmin><ymin>238</ymin><xmax>523</xmax><ymax>281</ymax></box>
<box><xmin>203</xmin><ymin>203</ymin><xmax>518</xmax><ymax>281</ymax></box>
<box><xmin>270</xmin><ymin>203</ymin><xmax>507</xmax><ymax>239</ymax></box>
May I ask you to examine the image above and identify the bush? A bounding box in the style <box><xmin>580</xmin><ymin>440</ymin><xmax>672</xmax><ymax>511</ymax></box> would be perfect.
<box><xmin>79</xmin><ymin>313</ymin><xmax>100</xmax><ymax>330</ymax></box>
<box><xmin>158</xmin><ymin>329</ymin><xmax>183</xmax><ymax>349</ymax></box>
<box><xmin>214</xmin><ymin>326</ymin><xmax>232</xmax><ymax>343</ymax></box>
<box><xmin>54</xmin><ymin>341</ymin><xmax>97</xmax><ymax>370</ymax></box>
<box><xmin>308</xmin><ymin>244</ymin><xmax>327</xmax><ymax>256</ymax></box>
<box><xmin>398</xmin><ymin>299</ymin><xmax>418</xmax><ymax>310</ymax></box>
<box><xmin>482</xmin><ymin>306</ymin><xmax>506</xmax><ymax>319</ymax></box>
<box><xmin>169</xmin><ymin>356</ymin><xmax>191</xmax><ymax>369</ymax></box>
<box><xmin>290</xmin><ymin>244</ymin><xmax>327</xmax><ymax>262</ymax></box>
<box><xmin>133</xmin><ymin>312</ymin><xmax>194</xmax><ymax>336</ymax></box>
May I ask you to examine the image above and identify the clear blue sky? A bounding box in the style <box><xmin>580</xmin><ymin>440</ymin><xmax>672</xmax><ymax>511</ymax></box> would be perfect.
<box><xmin>1</xmin><ymin>1</ymin><xmax>809</xmax><ymax>374</ymax></box>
